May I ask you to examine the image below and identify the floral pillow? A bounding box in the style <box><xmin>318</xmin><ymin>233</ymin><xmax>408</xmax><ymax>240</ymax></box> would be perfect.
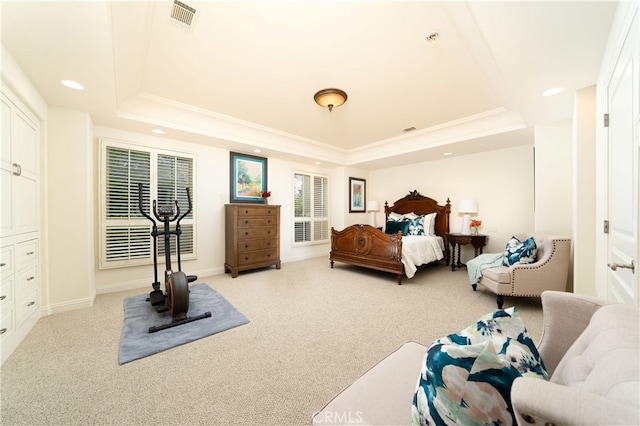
<box><xmin>408</xmin><ymin>215</ymin><xmax>427</xmax><ymax>236</ymax></box>
<box><xmin>503</xmin><ymin>236</ymin><xmax>537</xmax><ymax>266</ymax></box>
<box><xmin>412</xmin><ymin>308</ymin><xmax>548</xmax><ymax>426</ymax></box>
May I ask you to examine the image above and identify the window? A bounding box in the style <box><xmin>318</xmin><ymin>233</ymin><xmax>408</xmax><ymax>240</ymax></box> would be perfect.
<box><xmin>100</xmin><ymin>139</ymin><xmax>196</xmax><ymax>269</ymax></box>
<box><xmin>293</xmin><ymin>172</ymin><xmax>329</xmax><ymax>245</ymax></box>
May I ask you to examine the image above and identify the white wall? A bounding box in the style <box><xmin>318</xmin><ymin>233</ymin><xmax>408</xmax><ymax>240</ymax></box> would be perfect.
<box><xmin>369</xmin><ymin>145</ymin><xmax>535</xmax><ymax>262</ymax></box>
<box><xmin>573</xmin><ymin>86</ymin><xmax>597</xmax><ymax>296</ymax></box>
<box><xmin>534</xmin><ymin>120</ymin><xmax>573</xmax><ymax>236</ymax></box>
<box><xmin>91</xmin><ymin>127</ymin><xmax>335</xmax><ymax>293</ymax></box>
<box><xmin>46</xmin><ymin>107</ymin><xmax>95</xmax><ymax>312</ymax></box>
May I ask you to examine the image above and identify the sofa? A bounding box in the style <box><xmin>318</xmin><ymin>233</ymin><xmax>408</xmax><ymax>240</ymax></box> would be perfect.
<box><xmin>312</xmin><ymin>291</ymin><xmax>640</xmax><ymax>425</ymax></box>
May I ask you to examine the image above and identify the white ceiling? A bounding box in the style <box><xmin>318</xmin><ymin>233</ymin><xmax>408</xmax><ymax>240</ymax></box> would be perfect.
<box><xmin>1</xmin><ymin>1</ymin><xmax>618</xmax><ymax>169</ymax></box>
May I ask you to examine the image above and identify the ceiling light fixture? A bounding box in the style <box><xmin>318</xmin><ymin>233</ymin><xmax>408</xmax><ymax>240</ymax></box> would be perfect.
<box><xmin>542</xmin><ymin>87</ymin><xmax>564</xmax><ymax>97</ymax></box>
<box><xmin>426</xmin><ymin>32</ymin><xmax>440</xmax><ymax>43</ymax></box>
<box><xmin>152</xmin><ymin>129</ymin><xmax>165</xmax><ymax>134</ymax></box>
<box><xmin>314</xmin><ymin>88</ymin><xmax>347</xmax><ymax>112</ymax></box>
<box><xmin>61</xmin><ymin>80</ymin><xmax>84</xmax><ymax>90</ymax></box>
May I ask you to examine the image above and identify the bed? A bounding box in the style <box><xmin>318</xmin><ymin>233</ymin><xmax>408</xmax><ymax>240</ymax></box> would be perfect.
<box><xmin>329</xmin><ymin>190</ymin><xmax>451</xmax><ymax>284</ymax></box>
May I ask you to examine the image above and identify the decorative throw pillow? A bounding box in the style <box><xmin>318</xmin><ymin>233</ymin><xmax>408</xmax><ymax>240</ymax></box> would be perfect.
<box><xmin>385</xmin><ymin>219</ymin><xmax>410</xmax><ymax>235</ymax></box>
<box><xmin>503</xmin><ymin>236</ymin><xmax>537</xmax><ymax>266</ymax></box>
<box><xmin>412</xmin><ymin>308</ymin><xmax>548</xmax><ymax>426</ymax></box>
<box><xmin>408</xmin><ymin>215</ymin><xmax>427</xmax><ymax>236</ymax></box>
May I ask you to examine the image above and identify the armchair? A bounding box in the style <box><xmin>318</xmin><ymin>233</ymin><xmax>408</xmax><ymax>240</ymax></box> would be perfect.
<box><xmin>475</xmin><ymin>234</ymin><xmax>571</xmax><ymax>308</ymax></box>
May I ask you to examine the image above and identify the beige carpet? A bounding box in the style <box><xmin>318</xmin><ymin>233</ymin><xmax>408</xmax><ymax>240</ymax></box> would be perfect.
<box><xmin>0</xmin><ymin>257</ymin><xmax>543</xmax><ymax>425</ymax></box>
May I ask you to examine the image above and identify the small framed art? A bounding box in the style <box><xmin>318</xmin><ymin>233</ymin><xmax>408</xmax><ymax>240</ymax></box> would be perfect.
<box><xmin>230</xmin><ymin>152</ymin><xmax>268</xmax><ymax>203</ymax></box>
<box><xmin>349</xmin><ymin>177</ymin><xmax>366</xmax><ymax>213</ymax></box>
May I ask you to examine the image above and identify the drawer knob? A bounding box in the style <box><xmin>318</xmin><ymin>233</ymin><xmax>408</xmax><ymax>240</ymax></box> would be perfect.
<box><xmin>245</xmin><ymin>232</ymin><xmax>249</xmax><ymax>236</ymax></box>
<box><xmin>27</xmin><ymin>276</ymin><xmax>35</xmax><ymax>281</ymax></box>
<box><xmin>244</xmin><ymin>244</ymin><xmax>249</xmax><ymax>248</ymax></box>
<box><xmin>0</xmin><ymin>328</ymin><xmax>6</xmax><ymax>335</ymax></box>
<box><xmin>27</xmin><ymin>301</ymin><xmax>35</xmax><ymax>307</ymax></box>
<box><xmin>27</xmin><ymin>251</ymin><xmax>35</xmax><ymax>256</ymax></box>
<box><xmin>245</xmin><ymin>220</ymin><xmax>249</xmax><ymax>224</ymax></box>
<box><xmin>0</xmin><ymin>295</ymin><xmax>6</xmax><ymax>301</ymax></box>
<box><xmin>0</xmin><ymin>263</ymin><xmax>6</xmax><ymax>267</ymax></box>
<box><xmin>244</xmin><ymin>257</ymin><xmax>249</xmax><ymax>261</ymax></box>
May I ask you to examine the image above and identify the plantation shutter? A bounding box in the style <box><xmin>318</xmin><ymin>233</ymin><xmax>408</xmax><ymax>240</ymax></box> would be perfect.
<box><xmin>293</xmin><ymin>172</ymin><xmax>329</xmax><ymax>244</ymax></box>
<box><xmin>100</xmin><ymin>140</ymin><xmax>196</xmax><ymax>269</ymax></box>
<box><xmin>104</xmin><ymin>147</ymin><xmax>151</xmax><ymax>263</ymax></box>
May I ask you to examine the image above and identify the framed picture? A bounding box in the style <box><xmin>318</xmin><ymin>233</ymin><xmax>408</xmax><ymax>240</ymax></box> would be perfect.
<box><xmin>230</xmin><ymin>152</ymin><xmax>268</xmax><ymax>203</ymax></box>
<box><xmin>349</xmin><ymin>177</ymin><xmax>366</xmax><ymax>213</ymax></box>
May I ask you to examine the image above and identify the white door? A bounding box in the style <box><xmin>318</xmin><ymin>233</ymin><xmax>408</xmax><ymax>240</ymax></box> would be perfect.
<box><xmin>605</xmin><ymin>13</ymin><xmax>639</xmax><ymax>305</ymax></box>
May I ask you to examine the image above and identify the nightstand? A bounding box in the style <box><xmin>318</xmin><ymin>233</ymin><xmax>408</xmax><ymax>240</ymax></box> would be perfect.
<box><xmin>447</xmin><ymin>233</ymin><xmax>488</xmax><ymax>271</ymax></box>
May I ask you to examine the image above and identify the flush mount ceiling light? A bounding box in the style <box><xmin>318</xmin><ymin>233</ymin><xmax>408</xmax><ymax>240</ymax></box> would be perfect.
<box><xmin>542</xmin><ymin>87</ymin><xmax>564</xmax><ymax>97</ymax></box>
<box><xmin>314</xmin><ymin>88</ymin><xmax>348</xmax><ymax>112</ymax></box>
<box><xmin>61</xmin><ymin>79</ymin><xmax>84</xmax><ymax>90</ymax></box>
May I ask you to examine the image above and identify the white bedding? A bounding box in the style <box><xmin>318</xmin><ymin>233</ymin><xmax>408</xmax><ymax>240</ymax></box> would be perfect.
<box><xmin>401</xmin><ymin>235</ymin><xmax>445</xmax><ymax>278</ymax></box>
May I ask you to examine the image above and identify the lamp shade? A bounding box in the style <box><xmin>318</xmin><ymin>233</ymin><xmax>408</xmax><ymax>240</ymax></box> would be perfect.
<box><xmin>457</xmin><ymin>199</ymin><xmax>478</xmax><ymax>214</ymax></box>
<box><xmin>366</xmin><ymin>201</ymin><xmax>380</xmax><ymax>212</ymax></box>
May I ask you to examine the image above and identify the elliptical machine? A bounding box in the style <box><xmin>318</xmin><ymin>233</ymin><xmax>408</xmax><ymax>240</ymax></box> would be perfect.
<box><xmin>137</xmin><ymin>183</ymin><xmax>211</xmax><ymax>333</ymax></box>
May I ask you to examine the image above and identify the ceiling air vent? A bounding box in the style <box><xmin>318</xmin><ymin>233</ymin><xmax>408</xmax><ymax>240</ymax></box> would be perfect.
<box><xmin>169</xmin><ymin>0</ymin><xmax>199</xmax><ymax>30</ymax></box>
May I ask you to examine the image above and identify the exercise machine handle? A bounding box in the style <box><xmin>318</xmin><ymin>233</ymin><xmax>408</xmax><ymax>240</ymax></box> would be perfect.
<box><xmin>138</xmin><ymin>183</ymin><xmax>155</xmax><ymax>224</ymax></box>
<box><xmin>176</xmin><ymin>187</ymin><xmax>192</xmax><ymax>224</ymax></box>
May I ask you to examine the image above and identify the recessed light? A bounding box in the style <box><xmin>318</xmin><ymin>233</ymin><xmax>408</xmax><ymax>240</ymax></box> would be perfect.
<box><xmin>314</xmin><ymin>161</ymin><xmax>322</xmax><ymax>165</ymax></box>
<box><xmin>253</xmin><ymin>149</ymin><xmax>261</xmax><ymax>153</ymax></box>
<box><xmin>542</xmin><ymin>87</ymin><xmax>563</xmax><ymax>97</ymax></box>
<box><xmin>61</xmin><ymin>80</ymin><xmax>84</xmax><ymax>90</ymax></box>
<box><xmin>152</xmin><ymin>129</ymin><xmax>165</xmax><ymax>134</ymax></box>
<box><xmin>443</xmin><ymin>152</ymin><xmax>452</xmax><ymax>156</ymax></box>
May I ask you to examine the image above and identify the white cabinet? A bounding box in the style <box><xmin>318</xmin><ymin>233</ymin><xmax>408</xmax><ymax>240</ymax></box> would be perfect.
<box><xmin>1</xmin><ymin>91</ymin><xmax>38</xmax><ymax>238</ymax></box>
<box><xmin>0</xmin><ymin>88</ymin><xmax>40</xmax><ymax>365</ymax></box>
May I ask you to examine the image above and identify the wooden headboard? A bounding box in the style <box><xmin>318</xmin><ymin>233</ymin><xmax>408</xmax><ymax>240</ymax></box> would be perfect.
<box><xmin>384</xmin><ymin>190</ymin><xmax>451</xmax><ymax>240</ymax></box>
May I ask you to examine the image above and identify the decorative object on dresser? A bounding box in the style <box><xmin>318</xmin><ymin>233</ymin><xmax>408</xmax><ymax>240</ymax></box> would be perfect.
<box><xmin>225</xmin><ymin>204</ymin><xmax>281</xmax><ymax>278</ymax></box>
<box><xmin>330</xmin><ymin>190</ymin><xmax>450</xmax><ymax>285</ymax></box>
<box><xmin>457</xmin><ymin>198</ymin><xmax>478</xmax><ymax>235</ymax></box>
<box><xmin>229</xmin><ymin>152</ymin><xmax>268</xmax><ymax>204</ymax></box>
<box><xmin>1</xmin><ymin>88</ymin><xmax>41</xmax><ymax>366</ymax></box>
<box><xmin>447</xmin><ymin>232</ymin><xmax>488</xmax><ymax>271</ymax></box>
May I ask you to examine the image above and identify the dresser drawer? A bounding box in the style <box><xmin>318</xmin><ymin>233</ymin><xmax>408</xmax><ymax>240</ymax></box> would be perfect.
<box><xmin>237</xmin><ymin>238</ymin><xmax>277</xmax><ymax>253</ymax></box>
<box><xmin>237</xmin><ymin>206</ymin><xmax>279</xmax><ymax>217</ymax></box>
<box><xmin>237</xmin><ymin>216</ymin><xmax>278</xmax><ymax>228</ymax></box>
<box><xmin>16</xmin><ymin>240</ymin><xmax>38</xmax><ymax>269</ymax></box>
<box><xmin>237</xmin><ymin>227</ymin><xmax>278</xmax><ymax>240</ymax></box>
<box><xmin>0</xmin><ymin>276</ymin><xmax>14</xmax><ymax>307</ymax></box>
<box><xmin>0</xmin><ymin>307</ymin><xmax>15</xmax><ymax>341</ymax></box>
<box><xmin>16</xmin><ymin>288</ymin><xmax>39</xmax><ymax>326</ymax></box>
<box><xmin>0</xmin><ymin>246</ymin><xmax>14</xmax><ymax>278</ymax></box>
<box><xmin>16</xmin><ymin>265</ymin><xmax>37</xmax><ymax>300</ymax></box>
<box><xmin>236</xmin><ymin>249</ymin><xmax>278</xmax><ymax>266</ymax></box>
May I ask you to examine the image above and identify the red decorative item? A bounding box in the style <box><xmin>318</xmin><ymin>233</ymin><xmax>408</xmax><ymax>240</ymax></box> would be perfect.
<box><xmin>262</xmin><ymin>191</ymin><xmax>271</xmax><ymax>198</ymax></box>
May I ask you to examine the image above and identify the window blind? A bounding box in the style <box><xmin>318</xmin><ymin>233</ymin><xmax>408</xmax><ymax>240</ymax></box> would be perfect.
<box><xmin>293</xmin><ymin>172</ymin><xmax>329</xmax><ymax>244</ymax></box>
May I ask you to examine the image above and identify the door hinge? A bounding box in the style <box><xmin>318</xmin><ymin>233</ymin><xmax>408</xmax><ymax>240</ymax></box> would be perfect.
<box><xmin>604</xmin><ymin>113</ymin><xmax>609</xmax><ymax>127</ymax></box>
<box><xmin>604</xmin><ymin>220</ymin><xmax>609</xmax><ymax>234</ymax></box>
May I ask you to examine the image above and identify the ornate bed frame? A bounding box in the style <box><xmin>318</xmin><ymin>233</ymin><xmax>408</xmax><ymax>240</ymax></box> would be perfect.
<box><xmin>329</xmin><ymin>190</ymin><xmax>451</xmax><ymax>285</ymax></box>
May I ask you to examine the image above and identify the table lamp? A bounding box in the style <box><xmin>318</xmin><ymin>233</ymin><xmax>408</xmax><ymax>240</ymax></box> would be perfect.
<box><xmin>367</xmin><ymin>201</ymin><xmax>380</xmax><ymax>227</ymax></box>
<box><xmin>458</xmin><ymin>199</ymin><xmax>477</xmax><ymax>235</ymax></box>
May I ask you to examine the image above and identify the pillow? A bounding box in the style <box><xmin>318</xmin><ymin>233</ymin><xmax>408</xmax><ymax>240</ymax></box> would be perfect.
<box><xmin>388</xmin><ymin>212</ymin><xmax>405</xmax><ymax>221</ymax></box>
<box><xmin>503</xmin><ymin>236</ymin><xmax>537</xmax><ymax>266</ymax></box>
<box><xmin>424</xmin><ymin>212</ymin><xmax>437</xmax><ymax>236</ymax></box>
<box><xmin>412</xmin><ymin>307</ymin><xmax>548</xmax><ymax>426</ymax></box>
<box><xmin>385</xmin><ymin>219</ymin><xmax>410</xmax><ymax>235</ymax></box>
<box><xmin>408</xmin><ymin>215</ymin><xmax>427</xmax><ymax>236</ymax></box>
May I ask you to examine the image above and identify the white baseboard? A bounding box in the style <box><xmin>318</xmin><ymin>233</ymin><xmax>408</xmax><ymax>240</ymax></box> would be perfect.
<box><xmin>43</xmin><ymin>296</ymin><xmax>95</xmax><ymax>316</ymax></box>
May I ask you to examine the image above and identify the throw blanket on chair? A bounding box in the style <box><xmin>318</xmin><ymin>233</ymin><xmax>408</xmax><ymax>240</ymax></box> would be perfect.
<box><xmin>467</xmin><ymin>252</ymin><xmax>505</xmax><ymax>286</ymax></box>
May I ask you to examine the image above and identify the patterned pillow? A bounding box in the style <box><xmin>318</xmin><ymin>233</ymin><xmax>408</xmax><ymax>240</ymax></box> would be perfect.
<box><xmin>503</xmin><ymin>236</ymin><xmax>537</xmax><ymax>266</ymax></box>
<box><xmin>412</xmin><ymin>308</ymin><xmax>548</xmax><ymax>426</ymax></box>
<box><xmin>385</xmin><ymin>219</ymin><xmax>410</xmax><ymax>235</ymax></box>
<box><xmin>408</xmin><ymin>215</ymin><xmax>427</xmax><ymax>236</ymax></box>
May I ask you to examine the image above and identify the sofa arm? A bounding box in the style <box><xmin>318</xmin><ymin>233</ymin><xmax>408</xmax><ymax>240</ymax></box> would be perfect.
<box><xmin>537</xmin><ymin>291</ymin><xmax>614</xmax><ymax>375</ymax></box>
<box><xmin>512</xmin><ymin>377</ymin><xmax>640</xmax><ymax>425</ymax></box>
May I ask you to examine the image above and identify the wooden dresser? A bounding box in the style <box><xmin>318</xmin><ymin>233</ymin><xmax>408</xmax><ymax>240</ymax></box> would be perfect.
<box><xmin>225</xmin><ymin>204</ymin><xmax>281</xmax><ymax>278</ymax></box>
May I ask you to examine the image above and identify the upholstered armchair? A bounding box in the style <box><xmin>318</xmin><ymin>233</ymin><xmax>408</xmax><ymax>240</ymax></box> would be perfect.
<box><xmin>475</xmin><ymin>234</ymin><xmax>571</xmax><ymax>308</ymax></box>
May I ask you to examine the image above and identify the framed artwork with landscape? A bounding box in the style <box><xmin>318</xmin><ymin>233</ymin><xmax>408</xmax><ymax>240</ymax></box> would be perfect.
<box><xmin>230</xmin><ymin>152</ymin><xmax>268</xmax><ymax>203</ymax></box>
<box><xmin>349</xmin><ymin>177</ymin><xmax>366</xmax><ymax>213</ymax></box>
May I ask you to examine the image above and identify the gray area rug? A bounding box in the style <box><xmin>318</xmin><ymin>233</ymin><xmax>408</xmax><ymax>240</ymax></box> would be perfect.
<box><xmin>119</xmin><ymin>283</ymin><xmax>249</xmax><ymax>364</ymax></box>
